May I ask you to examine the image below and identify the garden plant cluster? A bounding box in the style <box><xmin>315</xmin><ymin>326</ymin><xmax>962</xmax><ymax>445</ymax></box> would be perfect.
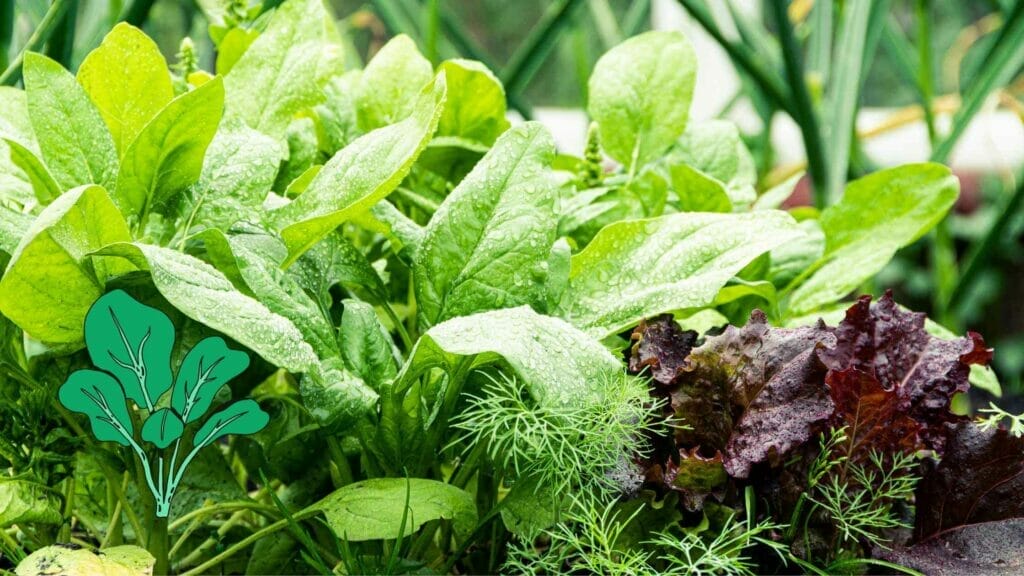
<box><xmin>0</xmin><ymin>0</ymin><xmax>1022</xmax><ymax>575</ymax></box>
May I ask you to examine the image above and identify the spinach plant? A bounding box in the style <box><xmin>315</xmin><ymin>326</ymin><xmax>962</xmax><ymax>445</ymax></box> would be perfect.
<box><xmin>0</xmin><ymin>1</ymin><xmax>1019</xmax><ymax>574</ymax></box>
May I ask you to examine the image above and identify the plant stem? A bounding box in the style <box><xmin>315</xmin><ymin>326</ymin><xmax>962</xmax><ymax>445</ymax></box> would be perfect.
<box><xmin>500</xmin><ymin>0</ymin><xmax>587</xmax><ymax>97</ymax></box>
<box><xmin>916</xmin><ymin>0</ymin><xmax>937</xmax><ymax>145</ymax></box>
<box><xmin>44</xmin><ymin>0</ymin><xmax>77</xmax><ymax>68</ymax></box>
<box><xmin>769</xmin><ymin>0</ymin><xmax>829</xmax><ymax>209</ymax></box>
<box><xmin>0</xmin><ymin>0</ymin><xmax>73</xmax><ymax>86</ymax></box>
<box><xmin>148</xmin><ymin>514</ymin><xmax>169</xmax><ymax>576</ymax></box>
<box><xmin>0</xmin><ymin>0</ymin><xmax>13</xmax><ymax>71</ymax></box>
<box><xmin>58</xmin><ymin>476</ymin><xmax>75</xmax><ymax>542</ymax></box>
<box><xmin>179</xmin><ymin>511</ymin><xmax>317</xmax><ymax>576</ymax></box>
<box><xmin>945</xmin><ymin>174</ymin><xmax>1024</xmax><ymax>309</ymax></box>
<box><xmin>824</xmin><ymin>0</ymin><xmax>871</xmax><ymax>203</ymax></box>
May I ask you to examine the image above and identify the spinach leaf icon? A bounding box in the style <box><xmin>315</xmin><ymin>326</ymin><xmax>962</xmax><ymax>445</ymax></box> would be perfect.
<box><xmin>59</xmin><ymin>290</ymin><xmax>268</xmax><ymax>517</ymax></box>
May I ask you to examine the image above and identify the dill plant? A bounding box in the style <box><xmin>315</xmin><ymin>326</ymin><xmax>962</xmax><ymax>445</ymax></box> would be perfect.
<box><xmin>450</xmin><ymin>370</ymin><xmax>657</xmax><ymax>499</ymax></box>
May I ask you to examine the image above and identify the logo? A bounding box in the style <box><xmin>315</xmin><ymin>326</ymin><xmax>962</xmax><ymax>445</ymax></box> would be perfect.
<box><xmin>58</xmin><ymin>290</ymin><xmax>268</xmax><ymax>517</ymax></box>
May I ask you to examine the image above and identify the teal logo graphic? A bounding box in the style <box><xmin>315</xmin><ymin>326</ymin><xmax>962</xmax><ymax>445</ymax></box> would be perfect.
<box><xmin>58</xmin><ymin>290</ymin><xmax>268</xmax><ymax>517</ymax></box>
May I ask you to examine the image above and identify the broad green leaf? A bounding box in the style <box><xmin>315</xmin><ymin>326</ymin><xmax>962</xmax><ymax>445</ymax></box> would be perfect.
<box><xmin>273</xmin><ymin>117</ymin><xmax>320</xmax><ymax>191</ymax></box>
<box><xmin>0</xmin><ymin>87</ymin><xmax>36</xmax><ymax>151</ymax></box>
<box><xmin>566</xmin><ymin>167</ymin><xmax>669</xmax><ymax>246</ymax></box>
<box><xmin>23</xmin><ymin>52</ymin><xmax>118</xmax><ymax>191</ymax></box>
<box><xmin>499</xmin><ymin>474</ymin><xmax>559</xmax><ymax>538</ymax></box>
<box><xmin>414</xmin><ymin>122</ymin><xmax>559</xmax><ymax>326</ymax></box>
<box><xmin>171</xmin><ymin>336</ymin><xmax>250</xmax><ymax>423</ymax></box>
<box><xmin>273</xmin><ymin>75</ymin><xmax>446</xmax><ymax>265</ymax></box>
<box><xmin>315</xmin><ymin>70</ymin><xmax>362</xmax><ymax>154</ymax></box>
<box><xmin>0</xmin><ymin>185</ymin><xmax>132</xmax><ymax>344</ymax></box>
<box><xmin>58</xmin><ymin>370</ymin><xmax>135</xmax><ymax>446</ymax></box>
<box><xmin>0</xmin><ymin>205</ymin><xmax>31</xmax><ymax>254</ymax></box>
<box><xmin>400</xmin><ymin>306</ymin><xmax>621</xmax><ymax>408</ymax></box>
<box><xmin>203</xmin><ymin>227</ymin><xmax>338</xmax><ymax>358</ymax></box>
<box><xmin>0</xmin><ymin>477</ymin><xmax>62</xmax><ymax>527</ymax></box>
<box><xmin>340</xmin><ymin>299</ymin><xmax>398</xmax><ymax>391</ymax></box>
<box><xmin>141</xmin><ymin>408</ymin><xmax>184</xmax><ymax>448</ymax></box>
<box><xmin>215</xmin><ymin>27</ymin><xmax>260</xmax><ymax>75</ymax></box>
<box><xmin>787</xmin><ymin>164</ymin><xmax>959</xmax><ymax>314</ymax></box>
<box><xmin>587</xmin><ymin>31</ymin><xmax>696</xmax><ymax>168</ymax></box>
<box><xmin>16</xmin><ymin>545</ymin><xmax>154</xmax><ymax>576</ymax></box>
<box><xmin>224</xmin><ymin>0</ymin><xmax>341</xmax><ymax>138</ymax></box>
<box><xmin>769</xmin><ymin>219</ymin><xmax>825</xmax><ymax>288</ymax></box>
<box><xmin>185</xmin><ymin>120</ymin><xmax>284</xmax><ymax>231</ymax></box>
<box><xmin>92</xmin><ymin>242</ymin><xmax>319</xmax><ymax>372</ymax></box>
<box><xmin>77</xmin><ymin>23</ymin><xmax>174</xmax><ymax>154</ymax></box>
<box><xmin>668</xmin><ymin>162</ymin><xmax>732</xmax><ymax>213</ymax></box>
<box><xmin>669</xmin><ymin>120</ymin><xmax>757</xmax><ymax>207</ymax></box>
<box><xmin>357</xmin><ymin>35</ymin><xmax>433</xmax><ymax>130</ymax></box>
<box><xmin>436</xmin><ymin>59</ymin><xmax>510</xmax><ymax>145</ymax></box>
<box><xmin>84</xmin><ymin>289</ymin><xmax>175</xmax><ymax>410</ymax></box>
<box><xmin>312</xmin><ymin>478</ymin><xmax>476</xmax><ymax>542</ymax></box>
<box><xmin>559</xmin><ymin>210</ymin><xmax>802</xmax><ymax>337</ymax></box>
<box><xmin>115</xmin><ymin>77</ymin><xmax>224</xmax><ymax>219</ymax></box>
<box><xmin>2</xmin><ymin>138</ymin><xmax>60</xmax><ymax>204</ymax></box>
<box><xmin>289</xmin><ymin>232</ymin><xmax>389</xmax><ymax>308</ymax></box>
<box><xmin>193</xmin><ymin>399</ymin><xmax>270</xmax><ymax>448</ymax></box>
<box><xmin>300</xmin><ymin>357</ymin><xmax>378</xmax><ymax>431</ymax></box>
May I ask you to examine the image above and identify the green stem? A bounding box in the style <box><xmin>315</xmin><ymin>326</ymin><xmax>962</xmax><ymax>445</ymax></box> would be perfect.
<box><xmin>168</xmin><ymin>500</ymin><xmax>277</xmax><ymax>533</ymax></box>
<box><xmin>424</xmin><ymin>0</ymin><xmax>440</xmax><ymax>64</ymax></box>
<box><xmin>946</xmin><ymin>174</ymin><xmax>1024</xmax><ymax>309</ymax></box>
<box><xmin>0</xmin><ymin>0</ymin><xmax>13</xmax><ymax>71</ymax></box>
<box><xmin>148</xmin><ymin>515</ymin><xmax>169</xmax><ymax>576</ymax></box>
<box><xmin>58</xmin><ymin>476</ymin><xmax>75</xmax><ymax>542</ymax></box>
<box><xmin>916</xmin><ymin>0</ymin><xmax>937</xmax><ymax>145</ymax></box>
<box><xmin>500</xmin><ymin>0</ymin><xmax>587</xmax><ymax>97</ymax></box>
<box><xmin>44</xmin><ymin>0</ymin><xmax>77</xmax><ymax>68</ymax></box>
<box><xmin>676</xmin><ymin>0</ymin><xmax>795</xmax><ymax>117</ymax></box>
<box><xmin>179</xmin><ymin>511</ymin><xmax>318</xmax><ymax>576</ymax></box>
<box><xmin>383</xmin><ymin>302</ymin><xmax>414</xmax><ymax>352</ymax></box>
<box><xmin>0</xmin><ymin>0</ymin><xmax>74</xmax><ymax>86</ymax></box>
<box><xmin>769</xmin><ymin>0</ymin><xmax>829</xmax><ymax>208</ymax></box>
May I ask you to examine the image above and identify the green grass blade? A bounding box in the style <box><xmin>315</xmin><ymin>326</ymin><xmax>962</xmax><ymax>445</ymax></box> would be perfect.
<box><xmin>677</xmin><ymin>0</ymin><xmax>795</xmax><ymax>117</ymax></box>
<box><xmin>623</xmin><ymin>0</ymin><xmax>651</xmax><ymax>37</ymax></box>
<box><xmin>0</xmin><ymin>0</ymin><xmax>74</xmax><ymax>86</ymax></box>
<box><xmin>500</xmin><ymin>0</ymin><xmax>587</xmax><ymax>97</ymax></box>
<box><xmin>769</xmin><ymin>0</ymin><xmax>829</xmax><ymax>208</ymax></box>
<box><xmin>807</xmin><ymin>0</ymin><xmax>833</xmax><ymax>86</ymax></box>
<box><xmin>932</xmin><ymin>1</ymin><xmax>1024</xmax><ymax>163</ymax></box>
<box><xmin>824</xmin><ymin>0</ymin><xmax>872</xmax><ymax>203</ymax></box>
<box><xmin>588</xmin><ymin>0</ymin><xmax>623</xmax><ymax>49</ymax></box>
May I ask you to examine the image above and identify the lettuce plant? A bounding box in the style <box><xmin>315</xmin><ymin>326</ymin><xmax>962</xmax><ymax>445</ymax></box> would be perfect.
<box><xmin>0</xmin><ymin>1</ymin><xmax>1020</xmax><ymax>574</ymax></box>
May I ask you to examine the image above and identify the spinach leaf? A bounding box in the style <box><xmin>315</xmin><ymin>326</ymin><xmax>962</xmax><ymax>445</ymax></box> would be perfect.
<box><xmin>436</xmin><ymin>59</ymin><xmax>510</xmax><ymax>145</ymax></box>
<box><xmin>414</xmin><ymin>122</ymin><xmax>559</xmax><ymax>326</ymax></box>
<box><xmin>170</xmin><ymin>336</ymin><xmax>250</xmax><ymax>424</ymax></box>
<box><xmin>23</xmin><ymin>53</ymin><xmax>118</xmax><ymax>192</ymax></box>
<box><xmin>339</xmin><ymin>299</ymin><xmax>398</xmax><ymax>391</ymax></box>
<box><xmin>76</xmin><ymin>23</ymin><xmax>174</xmax><ymax>154</ymax></box>
<box><xmin>193</xmin><ymin>399</ymin><xmax>270</xmax><ymax>449</ymax></box>
<box><xmin>587</xmin><ymin>31</ymin><xmax>696</xmax><ymax>169</ymax></box>
<box><xmin>558</xmin><ymin>210</ymin><xmax>802</xmax><ymax>337</ymax></box>
<box><xmin>58</xmin><ymin>369</ymin><xmax>135</xmax><ymax>446</ymax></box>
<box><xmin>357</xmin><ymin>34</ymin><xmax>434</xmax><ymax>131</ymax></box>
<box><xmin>141</xmin><ymin>408</ymin><xmax>185</xmax><ymax>449</ymax></box>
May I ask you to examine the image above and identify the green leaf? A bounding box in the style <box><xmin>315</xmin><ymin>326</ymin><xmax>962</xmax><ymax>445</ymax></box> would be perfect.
<box><xmin>401</xmin><ymin>306</ymin><xmax>621</xmax><ymax>408</ymax></box>
<box><xmin>273</xmin><ymin>75</ymin><xmax>446</xmax><ymax>265</ymax></box>
<box><xmin>414</xmin><ymin>122</ymin><xmax>559</xmax><ymax>326</ymax></box>
<box><xmin>312</xmin><ymin>478</ymin><xmax>477</xmax><ymax>542</ymax></box>
<box><xmin>16</xmin><ymin>545</ymin><xmax>154</xmax><ymax>576</ymax></box>
<box><xmin>171</xmin><ymin>336</ymin><xmax>250</xmax><ymax>423</ymax></box>
<box><xmin>203</xmin><ymin>226</ymin><xmax>338</xmax><ymax>359</ymax></box>
<box><xmin>185</xmin><ymin>120</ymin><xmax>285</xmax><ymax>231</ymax></box>
<box><xmin>587</xmin><ymin>31</ymin><xmax>697</xmax><ymax>168</ymax></box>
<box><xmin>0</xmin><ymin>205</ymin><xmax>31</xmax><ymax>255</ymax></box>
<box><xmin>558</xmin><ymin>210</ymin><xmax>802</xmax><ymax>337</ymax></box>
<box><xmin>340</xmin><ymin>299</ymin><xmax>398</xmax><ymax>391</ymax></box>
<box><xmin>357</xmin><ymin>34</ymin><xmax>434</xmax><ymax>130</ymax></box>
<box><xmin>787</xmin><ymin>163</ymin><xmax>959</xmax><ymax>314</ymax></box>
<box><xmin>0</xmin><ymin>185</ymin><xmax>132</xmax><ymax>344</ymax></box>
<box><xmin>0</xmin><ymin>477</ymin><xmax>62</xmax><ymax>527</ymax></box>
<box><xmin>115</xmin><ymin>76</ymin><xmax>224</xmax><ymax>219</ymax></box>
<box><xmin>315</xmin><ymin>70</ymin><xmax>362</xmax><ymax>154</ymax></box>
<box><xmin>499</xmin><ymin>474</ymin><xmax>560</xmax><ymax>538</ymax></box>
<box><xmin>215</xmin><ymin>27</ymin><xmax>260</xmax><ymax>75</ymax></box>
<box><xmin>2</xmin><ymin>137</ymin><xmax>61</xmax><ymax>205</ymax></box>
<box><xmin>769</xmin><ymin>219</ymin><xmax>825</xmax><ymax>288</ymax></box>
<box><xmin>224</xmin><ymin>0</ymin><xmax>340</xmax><ymax>138</ymax></box>
<box><xmin>84</xmin><ymin>289</ymin><xmax>175</xmax><ymax>410</ymax></box>
<box><xmin>289</xmin><ymin>232</ymin><xmax>389</xmax><ymax>308</ymax></box>
<box><xmin>669</xmin><ymin>120</ymin><xmax>757</xmax><ymax>207</ymax></box>
<box><xmin>58</xmin><ymin>369</ymin><xmax>135</xmax><ymax>446</ymax></box>
<box><xmin>667</xmin><ymin>162</ymin><xmax>732</xmax><ymax>213</ymax></box>
<box><xmin>193</xmin><ymin>399</ymin><xmax>270</xmax><ymax>449</ymax></box>
<box><xmin>23</xmin><ymin>52</ymin><xmax>118</xmax><ymax>191</ymax></box>
<box><xmin>300</xmin><ymin>357</ymin><xmax>378</xmax><ymax>431</ymax></box>
<box><xmin>0</xmin><ymin>86</ymin><xmax>37</xmax><ymax>152</ymax></box>
<box><xmin>91</xmin><ymin>242</ymin><xmax>319</xmax><ymax>373</ymax></box>
<box><xmin>141</xmin><ymin>408</ymin><xmax>185</xmax><ymax>449</ymax></box>
<box><xmin>76</xmin><ymin>22</ymin><xmax>174</xmax><ymax>154</ymax></box>
<box><xmin>436</xmin><ymin>59</ymin><xmax>511</xmax><ymax>145</ymax></box>
<box><xmin>274</xmin><ymin>118</ymin><xmax>321</xmax><ymax>191</ymax></box>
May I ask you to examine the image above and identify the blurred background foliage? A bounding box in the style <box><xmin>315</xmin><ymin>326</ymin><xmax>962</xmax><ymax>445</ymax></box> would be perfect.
<box><xmin>2</xmin><ymin>0</ymin><xmax>1024</xmax><ymax>404</ymax></box>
